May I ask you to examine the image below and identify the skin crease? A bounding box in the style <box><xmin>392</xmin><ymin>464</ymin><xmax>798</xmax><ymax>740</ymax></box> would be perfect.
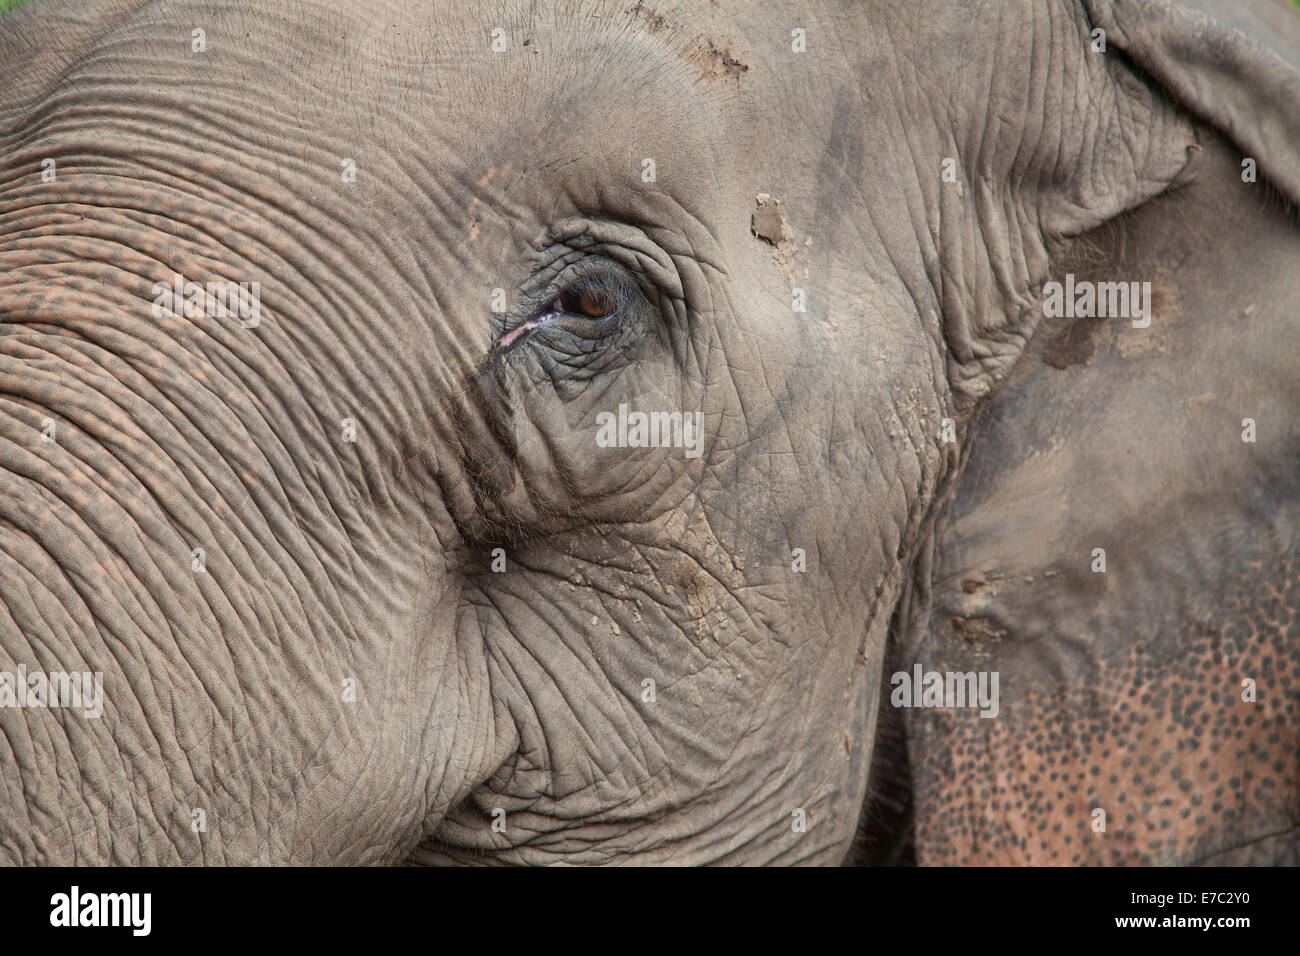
<box><xmin>0</xmin><ymin>0</ymin><xmax>1295</xmax><ymax>866</ymax></box>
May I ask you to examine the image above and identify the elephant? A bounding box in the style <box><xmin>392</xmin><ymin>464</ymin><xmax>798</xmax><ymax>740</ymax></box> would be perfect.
<box><xmin>0</xmin><ymin>0</ymin><xmax>1296</xmax><ymax>866</ymax></box>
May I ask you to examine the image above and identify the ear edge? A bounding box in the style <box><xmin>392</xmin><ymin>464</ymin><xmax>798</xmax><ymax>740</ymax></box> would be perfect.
<box><xmin>1083</xmin><ymin>0</ymin><xmax>1300</xmax><ymax>204</ymax></box>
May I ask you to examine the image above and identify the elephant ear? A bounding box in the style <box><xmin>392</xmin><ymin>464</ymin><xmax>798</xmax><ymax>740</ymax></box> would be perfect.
<box><xmin>939</xmin><ymin>0</ymin><xmax>1300</xmax><ymax>411</ymax></box>
<box><xmin>900</xmin><ymin>0</ymin><xmax>1300</xmax><ymax>865</ymax></box>
<box><xmin>1084</xmin><ymin>0</ymin><xmax>1300</xmax><ymax>202</ymax></box>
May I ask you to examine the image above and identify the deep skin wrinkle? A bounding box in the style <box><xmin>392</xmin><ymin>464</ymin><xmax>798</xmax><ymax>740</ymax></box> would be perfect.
<box><xmin>0</xmin><ymin>0</ymin><xmax>1296</xmax><ymax>865</ymax></box>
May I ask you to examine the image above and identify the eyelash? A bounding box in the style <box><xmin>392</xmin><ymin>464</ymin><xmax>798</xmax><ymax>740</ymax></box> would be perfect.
<box><xmin>491</xmin><ymin>262</ymin><xmax>638</xmax><ymax>354</ymax></box>
<box><xmin>547</xmin><ymin>274</ymin><xmax>628</xmax><ymax>321</ymax></box>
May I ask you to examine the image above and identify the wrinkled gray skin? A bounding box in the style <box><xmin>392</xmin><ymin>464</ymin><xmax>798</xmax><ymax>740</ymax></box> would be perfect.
<box><xmin>0</xmin><ymin>0</ymin><xmax>1296</xmax><ymax>865</ymax></box>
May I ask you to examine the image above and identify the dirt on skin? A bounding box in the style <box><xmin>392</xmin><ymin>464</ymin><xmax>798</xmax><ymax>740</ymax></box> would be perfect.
<box><xmin>628</xmin><ymin>2</ymin><xmax>749</xmax><ymax>84</ymax></box>
<box><xmin>750</xmin><ymin>192</ymin><xmax>791</xmax><ymax>245</ymax></box>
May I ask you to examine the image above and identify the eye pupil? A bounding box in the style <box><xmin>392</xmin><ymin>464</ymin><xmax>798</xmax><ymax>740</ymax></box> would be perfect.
<box><xmin>562</xmin><ymin>287</ymin><xmax>611</xmax><ymax>318</ymax></box>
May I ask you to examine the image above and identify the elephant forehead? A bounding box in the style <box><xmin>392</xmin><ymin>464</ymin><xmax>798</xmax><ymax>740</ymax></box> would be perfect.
<box><xmin>113</xmin><ymin>0</ymin><xmax>732</xmax><ymax>179</ymax></box>
<box><xmin>50</xmin><ymin>2</ymin><xmax>739</xmax><ymax>274</ymax></box>
<box><xmin>365</xmin><ymin>3</ymin><xmax>731</xmax><ymax>213</ymax></box>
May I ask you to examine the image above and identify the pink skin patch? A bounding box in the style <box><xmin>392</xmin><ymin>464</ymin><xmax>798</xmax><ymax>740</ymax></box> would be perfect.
<box><xmin>494</xmin><ymin>305</ymin><xmax>563</xmax><ymax>351</ymax></box>
<box><xmin>494</xmin><ymin>318</ymin><xmax>542</xmax><ymax>350</ymax></box>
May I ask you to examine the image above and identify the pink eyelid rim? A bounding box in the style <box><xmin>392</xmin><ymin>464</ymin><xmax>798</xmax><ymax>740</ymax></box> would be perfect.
<box><xmin>495</xmin><ymin>316</ymin><xmax>545</xmax><ymax>350</ymax></box>
<box><xmin>492</xmin><ymin>287</ymin><xmax>614</xmax><ymax>351</ymax></box>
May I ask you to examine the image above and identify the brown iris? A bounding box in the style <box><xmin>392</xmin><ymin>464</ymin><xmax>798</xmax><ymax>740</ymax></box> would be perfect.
<box><xmin>558</xmin><ymin>285</ymin><xmax>613</xmax><ymax>318</ymax></box>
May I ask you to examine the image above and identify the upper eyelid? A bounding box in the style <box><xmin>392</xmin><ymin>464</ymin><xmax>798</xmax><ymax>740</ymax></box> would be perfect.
<box><xmin>524</xmin><ymin>256</ymin><xmax>636</xmax><ymax>317</ymax></box>
<box><xmin>535</xmin><ymin>219</ymin><xmax>686</xmax><ymax>302</ymax></box>
<box><xmin>556</xmin><ymin>273</ymin><xmax>635</xmax><ymax>315</ymax></box>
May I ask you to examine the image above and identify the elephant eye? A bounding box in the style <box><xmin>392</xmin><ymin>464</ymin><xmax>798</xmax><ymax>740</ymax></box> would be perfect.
<box><xmin>490</xmin><ymin>265</ymin><xmax>636</xmax><ymax>355</ymax></box>
<box><xmin>554</xmin><ymin>285</ymin><xmax>614</xmax><ymax>319</ymax></box>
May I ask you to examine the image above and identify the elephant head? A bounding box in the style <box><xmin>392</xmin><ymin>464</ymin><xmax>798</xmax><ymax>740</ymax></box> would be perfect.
<box><xmin>0</xmin><ymin>0</ymin><xmax>1295</xmax><ymax>864</ymax></box>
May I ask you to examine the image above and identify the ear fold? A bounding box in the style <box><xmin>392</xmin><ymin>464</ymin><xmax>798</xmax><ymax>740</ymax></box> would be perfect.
<box><xmin>1083</xmin><ymin>0</ymin><xmax>1300</xmax><ymax>203</ymax></box>
<box><xmin>940</xmin><ymin>0</ymin><xmax>1300</xmax><ymax>412</ymax></box>
<box><xmin>901</xmin><ymin>0</ymin><xmax>1300</xmax><ymax>865</ymax></box>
